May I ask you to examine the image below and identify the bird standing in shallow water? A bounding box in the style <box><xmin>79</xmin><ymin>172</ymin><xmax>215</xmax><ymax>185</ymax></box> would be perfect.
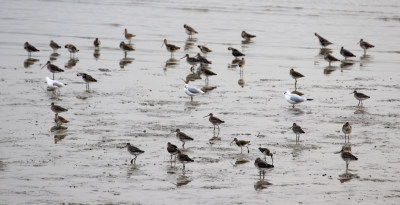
<box><xmin>241</xmin><ymin>31</ymin><xmax>256</xmax><ymax>41</ymax></box>
<box><xmin>45</xmin><ymin>77</ymin><xmax>66</xmax><ymax>91</ymax></box>
<box><xmin>314</xmin><ymin>33</ymin><xmax>332</xmax><ymax>48</ymax></box>
<box><xmin>324</xmin><ymin>53</ymin><xmax>340</xmax><ymax>66</ymax></box>
<box><xmin>284</xmin><ymin>91</ymin><xmax>313</xmax><ymax>108</ymax></box>
<box><xmin>259</xmin><ymin>147</ymin><xmax>273</xmax><ymax>165</ymax></box>
<box><xmin>65</xmin><ymin>44</ymin><xmax>79</xmax><ymax>58</ymax></box>
<box><xmin>42</xmin><ymin>61</ymin><xmax>64</xmax><ymax>80</ymax></box>
<box><xmin>177</xmin><ymin>150</ymin><xmax>194</xmax><ymax>170</ymax></box>
<box><xmin>254</xmin><ymin>158</ymin><xmax>274</xmax><ymax>179</ymax></box>
<box><xmin>204</xmin><ymin>113</ymin><xmax>225</xmax><ymax>133</ymax></box>
<box><xmin>183</xmin><ymin>81</ymin><xmax>204</xmax><ymax>103</ymax></box>
<box><xmin>196</xmin><ymin>53</ymin><xmax>212</xmax><ymax>66</ymax></box>
<box><xmin>181</xmin><ymin>54</ymin><xmax>199</xmax><ymax>66</ymax></box>
<box><xmin>289</xmin><ymin>68</ymin><xmax>304</xmax><ymax>89</ymax></box>
<box><xmin>228</xmin><ymin>47</ymin><xmax>245</xmax><ymax>58</ymax></box>
<box><xmin>231</xmin><ymin>138</ymin><xmax>250</xmax><ymax>153</ymax></box>
<box><xmin>77</xmin><ymin>73</ymin><xmax>97</xmax><ymax>91</ymax></box>
<box><xmin>49</xmin><ymin>40</ymin><xmax>61</xmax><ymax>52</ymax></box>
<box><xmin>340</xmin><ymin>46</ymin><xmax>356</xmax><ymax>60</ymax></box>
<box><xmin>290</xmin><ymin>123</ymin><xmax>305</xmax><ymax>144</ymax></box>
<box><xmin>124</xmin><ymin>143</ymin><xmax>144</xmax><ymax>164</ymax></box>
<box><xmin>351</xmin><ymin>90</ymin><xmax>370</xmax><ymax>107</ymax></box>
<box><xmin>336</xmin><ymin>146</ymin><xmax>358</xmax><ymax>173</ymax></box>
<box><xmin>183</xmin><ymin>24</ymin><xmax>198</xmax><ymax>38</ymax></box>
<box><xmin>93</xmin><ymin>38</ymin><xmax>101</xmax><ymax>49</ymax></box>
<box><xmin>359</xmin><ymin>38</ymin><xmax>374</xmax><ymax>55</ymax></box>
<box><xmin>167</xmin><ymin>142</ymin><xmax>179</xmax><ymax>161</ymax></box>
<box><xmin>120</xmin><ymin>41</ymin><xmax>134</xmax><ymax>57</ymax></box>
<box><xmin>342</xmin><ymin>122</ymin><xmax>352</xmax><ymax>143</ymax></box>
<box><xmin>24</xmin><ymin>42</ymin><xmax>39</xmax><ymax>56</ymax></box>
<box><xmin>171</xmin><ymin>129</ymin><xmax>194</xmax><ymax>148</ymax></box>
<box><xmin>51</xmin><ymin>102</ymin><xmax>68</xmax><ymax>114</ymax></box>
<box><xmin>55</xmin><ymin>113</ymin><xmax>69</xmax><ymax>127</ymax></box>
<box><xmin>197</xmin><ymin>45</ymin><xmax>212</xmax><ymax>56</ymax></box>
<box><xmin>162</xmin><ymin>39</ymin><xmax>180</xmax><ymax>57</ymax></box>
<box><xmin>124</xmin><ymin>28</ymin><xmax>136</xmax><ymax>42</ymax></box>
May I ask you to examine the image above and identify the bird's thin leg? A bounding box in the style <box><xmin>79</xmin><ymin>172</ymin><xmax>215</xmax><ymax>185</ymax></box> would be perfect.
<box><xmin>191</xmin><ymin>96</ymin><xmax>193</xmax><ymax>103</ymax></box>
<box><xmin>182</xmin><ymin>142</ymin><xmax>185</xmax><ymax>149</ymax></box>
<box><xmin>346</xmin><ymin>162</ymin><xmax>349</xmax><ymax>173</ymax></box>
<box><xmin>170</xmin><ymin>155</ymin><xmax>172</xmax><ymax>161</ymax></box>
<box><xmin>292</xmin><ymin>104</ymin><xmax>295</xmax><ymax>108</ymax></box>
<box><xmin>259</xmin><ymin>171</ymin><xmax>261</xmax><ymax>179</ymax></box>
<box><xmin>247</xmin><ymin>146</ymin><xmax>249</xmax><ymax>153</ymax></box>
<box><xmin>240</xmin><ymin>147</ymin><xmax>243</xmax><ymax>154</ymax></box>
<box><xmin>134</xmin><ymin>156</ymin><xmax>137</xmax><ymax>164</ymax></box>
<box><xmin>264</xmin><ymin>156</ymin><xmax>266</xmax><ymax>161</ymax></box>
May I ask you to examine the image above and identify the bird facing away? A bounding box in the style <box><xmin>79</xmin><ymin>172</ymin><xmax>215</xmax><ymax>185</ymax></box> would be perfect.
<box><xmin>77</xmin><ymin>73</ymin><xmax>97</xmax><ymax>91</ymax></box>
<box><xmin>184</xmin><ymin>82</ymin><xmax>204</xmax><ymax>103</ymax></box>
<box><xmin>342</xmin><ymin>122</ymin><xmax>352</xmax><ymax>143</ymax></box>
<box><xmin>290</xmin><ymin>68</ymin><xmax>304</xmax><ymax>89</ymax></box>
<box><xmin>340</xmin><ymin>47</ymin><xmax>356</xmax><ymax>60</ymax></box>
<box><xmin>197</xmin><ymin>45</ymin><xmax>212</xmax><ymax>56</ymax></box>
<box><xmin>228</xmin><ymin>47</ymin><xmax>245</xmax><ymax>58</ymax></box>
<box><xmin>167</xmin><ymin>142</ymin><xmax>179</xmax><ymax>161</ymax></box>
<box><xmin>124</xmin><ymin>28</ymin><xmax>136</xmax><ymax>41</ymax></box>
<box><xmin>359</xmin><ymin>38</ymin><xmax>374</xmax><ymax>55</ymax></box>
<box><xmin>241</xmin><ymin>31</ymin><xmax>256</xmax><ymax>40</ymax></box>
<box><xmin>290</xmin><ymin>123</ymin><xmax>305</xmax><ymax>144</ymax></box>
<box><xmin>55</xmin><ymin>113</ymin><xmax>69</xmax><ymax>127</ymax></box>
<box><xmin>41</xmin><ymin>61</ymin><xmax>64</xmax><ymax>80</ymax></box>
<box><xmin>51</xmin><ymin>102</ymin><xmax>68</xmax><ymax>114</ymax></box>
<box><xmin>162</xmin><ymin>39</ymin><xmax>180</xmax><ymax>57</ymax></box>
<box><xmin>64</xmin><ymin>44</ymin><xmax>79</xmax><ymax>58</ymax></box>
<box><xmin>351</xmin><ymin>90</ymin><xmax>370</xmax><ymax>107</ymax></box>
<box><xmin>324</xmin><ymin>53</ymin><xmax>340</xmax><ymax>66</ymax></box>
<box><xmin>314</xmin><ymin>33</ymin><xmax>333</xmax><ymax>48</ymax></box>
<box><xmin>284</xmin><ymin>91</ymin><xmax>313</xmax><ymax>108</ymax></box>
<box><xmin>336</xmin><ymin>146</ymin><xmax>358</xmax><ymax>173</ymax></box>
<box><xmin>49</xmin><ymin>40</ymin><xmax>61</xmax><ymax>52</ymax></box>
<box><xmin>93</xmin><ymin>38</ymin><xmax>101</xmax><ymax>48</ymax></box>
<box><xmin>183</xmin><ymin>24</ymin><xmax>198</xmax><ymax>38</ymax></box>
<box><xmin>24</xmin><ymin>42</ymin><xmax>39</xmax><ymax>56</ymax></box>
<box><xmin>230</xmin><ymin>138</ymin><xmax>250</xmax><ymax>153</ymax></box>
<box><xmin>124</xmin><ymin>143</ymin><xmax>144</xmax><ymax>164</ymax></box>
<box><xmin>254</xmin><ymin>158</ymin><xmax>274</xmax><ymax>179</ymax></box>
<box><xmin>259</xmin><ymin>147</ymin><xmax>273</xmax><ymax>165</ymax></box>
<box><xmin>177</xmin><ymin>150</ymin><xmax>194</xmax><ymax>170</ymax></box>
<box><xmin>204</xmin><ymin>113</ymin><xmax>225</xmax><ymax>132</ymax></box>
<box><xmin>171</xmin><ymin>129</ymin><xmax>194</xmax><ymax>148</ymax></box>
<box><xmin>46</xmin><ymin>77</ymin><xmax>66</xmax><ymax>90</ymax></box>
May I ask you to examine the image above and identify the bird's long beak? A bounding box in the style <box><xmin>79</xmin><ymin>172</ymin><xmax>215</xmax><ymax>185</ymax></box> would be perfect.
<box><xmin>334</xmin><ymin>149</ymin><xmax>343</xmax><ymax>154</ymax></box>
<box><xmin>349</xmin><ymin>92</ymin><xmax>354</xmax><ymax>94</ymax></box>
<box><xmin>230</xmin><ymin>140</ymin><xmax>234</xmax><ymax>145</ymax></box>
<box><xmin>161</xmin><ymin>42</ymin><xmax>165</xmax><ymax>48</ymax></box>
<box><xmin>289</xmin><ymin>126</ymin><xmax>293</xmax><ymax>130</ymax></box>
<box><xmin>170</xmin><ymin>129</ymin><xmax>176</xmax><ymax>133</ymax></box>
<box><xmin>41</xmin><ymin>62</ymin><xmax>49</xmax><ymax>69</ymax></box>
<box><xmin>180</xmin><ymin>55</ymin><xmax>186</xmax><ymax>59</ymax></box>
<box><xmin>271</xmin><ymin>156</ymin><xmax>274</xmax><ymax>165</ymax></box>
<box><xmin>203</xmin><ymin>114</ymin><xmax>210</xmax><ymax>118</ymax></box>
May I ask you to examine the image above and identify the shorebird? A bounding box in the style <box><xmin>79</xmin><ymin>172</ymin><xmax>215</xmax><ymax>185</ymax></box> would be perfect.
<box><xmin>55</xmin><ymin>113</ymin><xmax>69</xmax><ymax>127</ymax></box>
<box><xmin>254</xmin><ymin>158</ymin><xmax>274</xmax><ymax>179</ymax></box>
<box><xmin>167</xmin><ymin>142</ymin><xmax>179</xmax><ymax>161</ymax></box>
<box><xmin>204</xmin><ymin>113</ymin><xmax>224</xmax><ymax>132</ymax></box>
<box><xmin>340</xmin><ymin>47</ymin><xmax>356</xmax><ymax>60</ymax></box>
<box><xmin>314</xmin><ymin>33</ymin><xmax>333</xmax><ymax>48</ymax></box>
<box><xmin>177</xmin><ymin>150</ymin><xmax>194</xmax><ymax>170</ymax></box>
<box><xmin>183</xmin><ymin>24</ymin><xmax>198</xmax><ymax>38</ymax></box>
<box><xmin>359</xmin><ymin>38</ymin><xmax>374</xmax><ymax>55</ymax></box>
<box><xmin>324</xmin><ymin>53</ymin><xmax>340</xmax><ymax>66</ymax></box>
<box><xmin>171</xmin><ymin>129</ymin><xmax>194</xmax><ymax>148</ymax></box>
<box><xmin>200</xmin><ymin>67</ymin><xmax>217</xmax><ymax>85</ymax></box>
<box><xmin>290</xmin><ymin>68</ymin><xmax>304</xmax><ymax>89</ymax></box>
<box><xmin>290</xmin><ymin>123</ymin><xmax>305</xmax><ymax>144</ymax></box>
<box><xmin>124</xmin><ymin>143</ymin><xmax>144</xmax><ymax>164</ymax></box>
<box><xmin>120</xmin><ymin>41</ymin><xmax>134</xmax><ymax>54</ymax></box>
<box><xmin>351</xmin><ymin>90</ymin><xmax>370</xmax><ymax>107</ymax></box>
<box><xmin>228</xmin><ymin>47</ymin><xmax>245</xmax><ymax>58</ymax></box>
<box><xmin>284</xmin><ymin>91</ymin><xmax>313</xmax><ymax>108</ymax></box>
<box><xmin>49</xmin><ymin>40</ymin><xmax>61</xmax><ymax>52</ymax></box>
<box><xmin>45</xmin><ymin>77</ymin><xmax>66</xmax><ymax>90</ymax></box>
<box><xmin>41</xmin><ymin>61</ymin><xmax>64</xmax><ymax>80</ymax></box>
<box><xmin>24</xmin><ymin>42</ymin><xmax>39</xmax><ymax>56</ymax></box>
<box><xmin>162</xmin><ymin>39</ymin><xmax>180</xmax><ymax>57</ymax></box>
<box><xmin>196</xmin><ymin>53</ymin><xmax>212</xmax><ymax>66</ymax></box>
<box><xmin>238</xmin><ymin>57</ymin><xmax>245</xmax><ymax>74</ymax></box>
<box><xmin>258</xmin><ymin>147</ymin><xmax>273</xmax><ymax>165</ymax></box>
<box><xmin>181</xmin><ymin>54</ymin><xmax>199</xmax><ymax>66</ymax></box>
<box><xmin>124</xmin><ymin>28</ymin><xmax>136</xmax><ymax>42</ymax></box>
<box><xmin>197</xmin><ymin>45</ymin><xmax>212</xmax><ymax>56</ymax></box>
<box><xmin>77</xmin><ymin>73</ymin><xmax>97</xmax><ymax>91</ymax></box>
<box><xmin>231</xmin><ymin>138</ymin><xmax>250</xmax><ymax>153</ymax></box>
<box><xmin>51</xmin><ymin>102</ymin><xmax>68</xmax><ymax>114</ymax></box>
<box><xmin>93</xmin><ymin>38</ymin><xmax>101</xmax><ymax>49</ymax></box>
<box><xmin>183</xmin><ymin>81</ymin><xmax>204</xmax><ymax>102</ymax></box>
<box><xmin>64</xmin><ymin>44</ymin><xmax>79</xmax><ymax>58</ymax></box>
<box><xmin>241</xmin><ymin>31</ymin><xmax>256</xmax><ymax>40</ymax></box>
<box><xmin>342</xmin><ymin>122</ymin><xmax>352</xmax><ymax>143</ymax></box>
<box><xmin>335</xmin><ymin>146</ymin><xmax>358</xmax><ymax>173</ymax></box>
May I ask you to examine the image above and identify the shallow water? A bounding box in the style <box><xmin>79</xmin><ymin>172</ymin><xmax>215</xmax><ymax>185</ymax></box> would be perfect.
<box><xmin>0</xmin><ymin>0</ymin><xmax>400</xmax><ymax>204</ymax></box>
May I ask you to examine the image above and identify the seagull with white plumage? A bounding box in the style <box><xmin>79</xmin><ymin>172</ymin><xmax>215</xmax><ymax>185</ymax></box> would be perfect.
<box><xmin>284</xmin><ymin>91</ymin><xmax>313</xmax><ymax>108</ymax></box>
<box><xmin>45</xmin><ymin>77</ymin><xmax>66</xmax><ymax>91</ymax></box>
<box><xmin>183</xmin><ymin>80</ymin><xmax>204</xmax><ymax>103</ymax></box>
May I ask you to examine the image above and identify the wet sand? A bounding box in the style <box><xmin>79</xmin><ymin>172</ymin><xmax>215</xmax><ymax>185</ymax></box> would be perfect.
<box><xmin>0</xmin><ymin>0</ymin><xmax>400</xmax><ymax>204</ymax></box>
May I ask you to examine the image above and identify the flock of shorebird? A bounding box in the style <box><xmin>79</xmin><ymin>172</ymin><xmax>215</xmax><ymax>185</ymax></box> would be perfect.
<box><xmin>25</xmin><ymin>24</ymin><xmax>374</xmax><ymax>179</ymax></box>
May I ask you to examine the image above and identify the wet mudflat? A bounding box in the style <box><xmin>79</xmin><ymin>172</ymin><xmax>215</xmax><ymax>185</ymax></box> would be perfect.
<box><xmin>0</xmin><ymin>0</ymin><xmax>400</xmax><ymax>204</ymax></box>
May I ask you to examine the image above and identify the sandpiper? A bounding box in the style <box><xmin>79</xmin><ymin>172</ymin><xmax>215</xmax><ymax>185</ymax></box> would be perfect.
<box><xmin>290</xmin><ymin>123</ymin><xmax>305</xmax><ymax>144</ymax></box>
<box><xmin>200</xmin><ymin>67</ymin><xmax>217</xmax><ymax>77</ymax></box>
<box><xmin>254</xmin><ymin>158</ymin><xmax>274</xmax><ymax>179</ymax></box>
<box><xmin>177</xmin><ymin>150</ymin><xmax>194</xmax><ymax>170</ymax></box>
<box><xmin>289</xmin><ymin>68</ymin><xmax>304</xmax><ymax>89</ymax></box>
<box><xmin>314</xmin><ymin>33</ymin><xmax>333</xmax><ymax>48</ymax></box>
<box><xmin>162</xmin><ymin>39</ymin><xmax>180</xmax><ymax>57</ymax></box>
<box><xmin>284</xmin><ymin>91</ymin><xmax>313</xmax><ymax>108</ymax></box>
<box><xmin>231</xmin><ymin>138</ymin><xmax>250</xmax><ymax>153</ymax></box>
<box><xmin>124</xmin><ymin>28</ymin><xmax>136</xmax><ymax>42</ymax></box>
<box><xmin>340</xmin><ymin>47</ymin><xmax>356</xmax><ymax>60</ymax></box>
<box><xmin>241</xmin><ymin>31</ymin><xmax>256</xmax><ymax>40</ymax></box>
<box><xmin>46</xmin><ymin>77</ymin><xmax>66</xmax><ymax>90</ymax></box>
<box><xmin>183</xmin><ymin>81</ymin><xmax>204</xmax><ymax>103</ymax></box>
<box><xmin>64</xmin><ymin>44</ymin><xmax>79</xmax><ymax>58</ymax></box>
<box><xmin>196</xmin><ymin>53</ymin><xmax>212</xmax><ymax>66</ymax></box>
<box><xmin>238</xmin><ymin>57</ymin><xmax>245</xmax><ymax>74</ymax></box>
<box><xmin>324</xmin><ymin>53</ymin><xmax>340</xmax><ymax>66</ymax></box>
<box><xmin>258</xmin><ymin>147</ymin><xmax>273</xmax><ymax>165</ymax></box>
<box><xmin>120</xmin><ymin>41</ymin><xmax>134</xmax><ymax>52</ymax></box>
<box><xmin>93</xmin><ymin>38</ymin><xmax>101</xmax><ymax>49</ymax></box>
<box><xmin>181</xmin><ymin>54</ymin><xmax>199</xmax><ymax>66</ymax></box>
<box><xmin>77</xmin><ymin>73</ymin><xmax>97</xmax><ymax>91</ymax></box>
<box><xmin>167</xmin><ymin>142</ymin><xmax>179</xmax><ymax>161</ymax></box>
<box><xmin>41</xmin><ymin>61</ymin><xmax>64</xmax><ymax>80</ymax></box>
<box><xmin>55</xmin><ymin>113</ymin><xmax>69</xmax><ymax>127</ymax></box>
<box><xmin>228</xmin><ymin>47</ymin><xmax>245</xmax><ymax>58</ymax></box>
<box><xmin>49</xmin><ymin>40</ymin><xmax>61</xmax><ymax>52</ymax></box>
<box><xmin>351</xmin><ymin>90</ymin><xmax>370</xmax><ymax>107</ymax></box>
<box><xmin>171</xmin><ymin>129</ymin><xmax>194</xmax><ymax>148</ymax></box>
<box><xmin>183</xmin><ymin>24</ymin><xmax>198</xmax><ymax>38</ymax></box>
<box><xmin>204</xmin><ymin>113</ymin><xmax>225</xmax><ymax>132</ymax></box>
<box><xmin>359</xmin><ymin>38</ymin><xmax>374</xmax><ymax>55</ymax></box>
<box><xmin>197</xmin><ymin>45</ymin><xmax>212</xmax><ymax>56</ymax></box>
<box><xmin>24</xmin><ymin>42</ymin><xmax>39</xmax><ymax>56</ymax></box>
<box><xmin>342</xmin><ymin>122</ymin><xmax>352</xmax><ymax>143</ymax></box>
<box><xmin>336</xmin><ymin>146</ymin><xmax>358</xmax><ymax>173</ymax></box>
<box><xmin>51</xmin><ymin>102</ymin><xmax>68</xmax><ymax>114</ymax></box>
<box><xmin>124</xmin><ymin>143</ymin><xmax>144</xmax><ymax>164</ymax></box>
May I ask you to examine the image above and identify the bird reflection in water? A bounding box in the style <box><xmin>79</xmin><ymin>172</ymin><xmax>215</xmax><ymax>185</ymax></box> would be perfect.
<box><xmin>323</xmin><ymin>65</ymin><xmax>337</xmax><ymax>75</ymax></box>
<box><xmin>119</xmin><ymin>57</ymin><xmax>134</xmax><ymax>69</ymax></box>
<box><xmin>93</xmin><ymin>49</ymin><xmax>100</xmax><ymax>60</ymax></box>
<box><xmin>184</xmin><ymin>37</ymin><xmax>197</xmax><ymax>51</ymax></box>
<box><xmin>318</xmin><ymin>48</ymin><xmax>332</xmax><ymax>56</ymax></box>
<box><xmin>49</xmin><ymin>52</ymin><xmax>60</xmax><ymax>61</ymax></box>
<box><xmin>54</xmin><ymin>134</ymin><xmax>67</xmax><ymax>144</ymax></box>
<box><xmin>23</xmin><ymin>58</ymin><xmax>39</xmax><ymax>68</ymax></box>
<box><xmin>175</xmin><ymin>172</ymin><xmax>192</xmax><ymax>187</ymax></box>
<box><xmin>340</xmin><ymin>61</ymin><xmax>354</xmax><ymax>72</ymax></box>
<box><xmin>228</xmin><ymin>58</ymin><xmax>241</xmax><ymax>69</ymax></box>
<box><xmin>254</xmin><ymin>179</ymin><xmax>272</xmax><ymax>191</ymax></box>
<box><xmin>164</xmin><ymin>58</ymin><xmax>179</xmax><ymax>71</ymax></box>
<box><xmin>64</xmin><ymin>58</ymin><xmax>79</xmax><ymax>69</ymax></box>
